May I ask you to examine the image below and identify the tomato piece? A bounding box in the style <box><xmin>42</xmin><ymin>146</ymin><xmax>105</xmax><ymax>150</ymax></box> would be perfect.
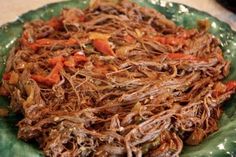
<box><xmin>92</xmin><ymin>39</ymin><xmax>115</xmax><ymax>56</ymax></box>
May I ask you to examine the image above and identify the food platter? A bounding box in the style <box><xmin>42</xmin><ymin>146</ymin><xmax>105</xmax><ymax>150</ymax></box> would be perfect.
<box><xmin>0</xmin><ymin>0</ymin><xmax>236</xmax><ymax>156</ymax></box>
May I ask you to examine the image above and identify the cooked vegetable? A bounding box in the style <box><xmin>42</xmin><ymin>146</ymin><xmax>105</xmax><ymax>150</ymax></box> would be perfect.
<box><xmin>92</xmin><ymin>39</ymin><xmax>115</xmax><ymax>56</ymax></box>
<box><xmin>1</xmin><ymin>0</ymin><xmax>235</xmax><ymax>157</ymax></box>
<box><xmin>64</xmin><ymin>53</ymin><xmax>88</xmax><ymax>67</ymax></box>
<box><xmin>32</xmin><ymin>62</ymin><xmax>63</xmax><ymax>86</ymax></box>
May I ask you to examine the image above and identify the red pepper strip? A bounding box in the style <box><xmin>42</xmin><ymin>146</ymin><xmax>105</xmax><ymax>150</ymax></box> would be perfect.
<box><xmin>48</xmin><ymin>56</ymin><xmax>65</xmax><ymax>66</ymax></box>
<box><xmin>64</xmin><ymin>53</ymin><xmax>87</xmax><ymax>67</ymax></box>
<box><xmin>155</xmin><ymin>36</ymin><xmax>185</xmax><ymax>46</ymax></box>
<box><xmin>225</xmin><ymin>81</ymin><xmax>236</xmax><ymax>92</ymax></box>
<box><xmin>21</xmin><ymin>31</ymin><xmax>79</xmax><ymax>51</ymax></box>
<box><xmin>48</xmin><ymin>63</ymin><xmax>63</xmax><ymax>82</ymax></box>
<box><xmin>32</xmin><ymin>57</ymin><xmax>64</xmax><ymax>86</ymax></box>
<box><xmin>92</xmin><ymin>39</ymin><xmax>115</xmax><ymax>56</ymax></box>
<box><xmin>32</xmin><ymin>62</ymin><xmax>63</xmax><ymax>86</ymax></box>
<box><xmin>36</xmin><ymin>38</ymin><xmax>78</xmax><ymax>46</ymax></box>
<box><xmin>167</xmin><ymin>53</ymin><xmax>198</xmax><ymax>60</ymax></box>
<box><xmin>34</xmin><ymin>38</ymin><xmax>57</xmax><ymax>46</ymax></box>
<box><xmin>47</xmin><ymin>17</ymin><xmax>62</xmax><ymax>30</ymax></box>
<box><xmin>26</xmin><ymin>38</ymin><xmax>79</xmax><ymax>51</ymax></box>
<box><xmin>20</xmin><ymin>32</ymin><xmax>38</xmax><ymax>50</ymax></box>
<box><xmin>123</xmin><ymin>35</ymin><xmax>135</xmax><ymax>43</ymax></box>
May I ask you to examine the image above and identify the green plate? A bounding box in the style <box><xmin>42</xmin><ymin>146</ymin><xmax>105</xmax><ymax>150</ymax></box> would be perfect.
<box><xmin>1</xmin><ymin>0</ymin><xmax>236</xmax><ymax>156</ymax></box>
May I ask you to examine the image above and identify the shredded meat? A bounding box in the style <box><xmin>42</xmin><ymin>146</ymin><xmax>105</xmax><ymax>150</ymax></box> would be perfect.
<box><xmin>1</xmin><ymin>0</ymin><xmax>236</xmax><ymax>157</ymax></box>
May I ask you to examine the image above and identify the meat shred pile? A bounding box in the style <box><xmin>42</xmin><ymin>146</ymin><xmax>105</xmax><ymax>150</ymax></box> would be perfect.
<box><xmin>1</xmin><ymin>0</ymin><xmax>236</xmax><ymax>156</ymax></box>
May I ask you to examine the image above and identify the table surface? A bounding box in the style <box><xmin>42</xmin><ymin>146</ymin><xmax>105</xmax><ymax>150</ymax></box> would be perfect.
<box><xmin>0</xmin><ymin>0</ymin><xmax>236</xmax><ymax>30</ymax></box>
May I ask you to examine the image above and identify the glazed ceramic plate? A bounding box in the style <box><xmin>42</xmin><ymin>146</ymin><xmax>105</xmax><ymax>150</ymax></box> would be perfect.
<box><xmin>1</xmin><ymin>0</ymin><xmax>236</xmax><ymax>157</ymax></box>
